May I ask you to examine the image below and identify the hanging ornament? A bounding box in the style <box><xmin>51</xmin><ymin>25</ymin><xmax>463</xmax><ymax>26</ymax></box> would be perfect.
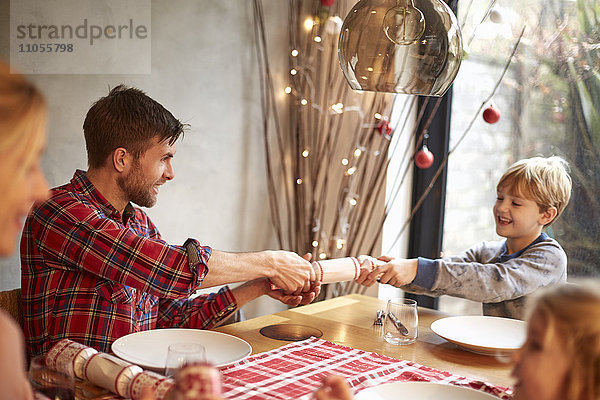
<box><xmin>325</xmin><ymin>16</ymin><xmax>343</xmax><ymax>35</ymax></box>
<box><xmin>338</xmin><ymin>0</ymin><xmax>463</xmax><ymax>96</ymax></box>
<box><xmin>415</xmin><ymin>133</ymin><xmax>434</xmax><ymax>169</ymax></box>
<box><xmin>489</xmin><ymin>8</ymin><xmax>503</xmax><ymax>23</ymax></box>
<box><xmin>377</xmin><ymin>120</ymin><xmax>393</xmax><ymax>140</ymax></box>
<box><xmin>483</xmin><ymin>105</ymin><xmax>501</xmax><ymax>124</ymax></box>
<box><xmin>552</xmin><ymin>105</ymin><xmax>565</xmax><ymax>123</ymax></box>
<box><xmin>415</xmin><ymin>145</ymin><xmax>434</xmax><ymax>169</ymax></box>
<box><xmin>320</xmin><ymin>0</ymin><xmax>336</xmax><ymax>6</ymax></box>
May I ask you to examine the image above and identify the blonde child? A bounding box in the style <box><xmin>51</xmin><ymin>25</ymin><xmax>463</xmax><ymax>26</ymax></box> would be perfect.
<box><xmin>315</xmin><ymin>282</ymin><xmax>600</xmax><ymax>400</ymax></box>
<box><xmin>511</xmin><ymin>282</ymin><xmax>600</xmax><ymax>400</ymax></box>
<box><xmin>357</xmin><ymin>156</ymin><xmax>572</xmax><ymax>319</ymax></box>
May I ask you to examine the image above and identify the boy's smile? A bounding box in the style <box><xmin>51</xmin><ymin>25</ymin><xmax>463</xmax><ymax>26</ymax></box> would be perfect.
<box><xmin>496</xmin><ymin>216</ymin><xmax>512</xmax><ymax>226</ymax></box>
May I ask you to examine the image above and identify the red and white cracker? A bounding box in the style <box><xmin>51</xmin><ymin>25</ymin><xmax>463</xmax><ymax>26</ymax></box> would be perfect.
<box><xmin>129</xmin><ymin>370</ymin><xmax>174</xmax><ymax>400</ymax></box>
<box><xmin>45</xmin><ymin>338</ymin><xmax>98</xmax><ymax>379</ymax></box>
<box><xmin>83</xmin><ymin>353</ymin><xmax>143</xmax><ymax>396</ymax></box>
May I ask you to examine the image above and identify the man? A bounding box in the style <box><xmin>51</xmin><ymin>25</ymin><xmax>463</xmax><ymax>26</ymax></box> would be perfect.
<box><xmin>21</xmin><ymin>85</ymin><xmax>318</xmax><ymax>357</ymax></box>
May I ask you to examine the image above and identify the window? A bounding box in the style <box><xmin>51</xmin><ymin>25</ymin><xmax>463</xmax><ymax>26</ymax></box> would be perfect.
<box><xmin>440</xmin><ymin>0</ymin><xmax>600</xmax><ymax>314</ymax></box>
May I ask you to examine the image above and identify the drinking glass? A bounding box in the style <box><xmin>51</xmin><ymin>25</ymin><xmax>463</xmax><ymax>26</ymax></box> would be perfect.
<box><xmin>384</xmin><ymin>298</ymin><xmax>418</xmax><ymax>345</ymax></box>
<box><xmin>29</xmin><ymin>355</ymin><xmax>75</xmax><ymax>400</ymax></box>
<box><xmin>164</xmin><ymin>343</ymin><xmax>206</xmax><ymax>377</ymax></box>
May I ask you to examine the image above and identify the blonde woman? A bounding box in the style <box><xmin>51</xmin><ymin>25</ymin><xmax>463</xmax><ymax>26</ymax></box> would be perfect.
<box><xmin>0</xmin><ymin>62</ymin><xmax>49</xmax><ymax>399</ymax></box>
<box><xmin>315</xmin><ymin>282</ymin><xmax>600</xmax><ymax>400</ymax></box>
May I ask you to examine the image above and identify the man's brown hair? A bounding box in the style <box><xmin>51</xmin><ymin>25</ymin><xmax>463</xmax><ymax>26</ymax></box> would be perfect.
<box><xmin>83</xmin><ymin>85</ymin><xmax>185</xmax><ymax>168</ymax></box>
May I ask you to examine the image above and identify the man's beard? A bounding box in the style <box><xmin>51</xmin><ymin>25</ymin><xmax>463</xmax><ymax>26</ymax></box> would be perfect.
<box><xmin>117</xmin><ymin>161</ymin><xmax>159</xmax><ymax>208</ymax></box>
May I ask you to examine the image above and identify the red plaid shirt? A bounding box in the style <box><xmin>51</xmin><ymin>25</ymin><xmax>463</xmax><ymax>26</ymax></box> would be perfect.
<box><xmin>21</xmin><ymin>170</ymin><xmax>237</xmax><ymax>357</ymax></box>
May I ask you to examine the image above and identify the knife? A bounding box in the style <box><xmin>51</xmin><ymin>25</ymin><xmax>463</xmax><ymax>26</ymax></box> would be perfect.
<box><xmin>387</xmin><ymin>312</ymin><xmax>409</xmax><ymax>336</ymax></box>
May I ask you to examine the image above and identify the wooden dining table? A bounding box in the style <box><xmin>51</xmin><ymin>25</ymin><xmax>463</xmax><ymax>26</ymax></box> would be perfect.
<box><xmin>75</xmin><ymin>293</ymin><xmax>514</xmax><ymax>398</ymax></box>
<box><xmin>214</xmin><ymin>293</ymin><xmax>514</xmax><ymax>389</ymax></box>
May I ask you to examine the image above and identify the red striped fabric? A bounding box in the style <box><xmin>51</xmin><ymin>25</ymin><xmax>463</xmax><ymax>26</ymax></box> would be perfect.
<box><xmin>219</xmin><ymin>337</ymin><xmax>512</xmax><ymax>400</ymax></box>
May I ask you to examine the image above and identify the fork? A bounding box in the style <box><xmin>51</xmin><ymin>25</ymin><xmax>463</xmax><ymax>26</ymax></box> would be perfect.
<box><xmin>373</xmin><ymin>309</ymin><xmax>385</xmax><ymax>325</ymax></box>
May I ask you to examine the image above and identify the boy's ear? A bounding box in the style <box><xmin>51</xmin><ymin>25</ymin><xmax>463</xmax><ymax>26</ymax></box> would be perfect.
<box><xmin>540</xmin><ymin>206</ymin><xmax>558</xmax><ymax>226</ymax></box>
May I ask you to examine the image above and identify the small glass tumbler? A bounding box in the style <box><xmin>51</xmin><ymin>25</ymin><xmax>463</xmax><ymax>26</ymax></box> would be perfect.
<box><xmin>165</xmin><ymin>343</ymin><xmax>206</xmax><ymax>377</ymax></box>
<box><xmin>29</xmin><ymin>355</ymin><xmax>75</xmax><ymax>400</ymax></box>
<box><xmin>384</xmin><ymin>298</ymin><xmax>418</xmax><ymax>345</ymax></box>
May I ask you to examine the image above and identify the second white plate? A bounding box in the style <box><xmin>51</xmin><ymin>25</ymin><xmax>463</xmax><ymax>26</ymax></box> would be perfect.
<box><xmin>111</xmin><ymin>328</ymin><xmax>252</xmax><ymax>370</ymax></box>
<box><xmin>355</xmin><ymin>382</ymin><xmax>499</xmax><ymax>399</ymax></box>
<box><xmin>431</xmin><ymin>315</ymin><xmax>526</xmax><ymax>356</ymax></box>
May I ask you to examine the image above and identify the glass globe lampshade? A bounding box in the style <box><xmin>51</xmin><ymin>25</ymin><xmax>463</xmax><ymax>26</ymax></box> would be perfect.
<box><xmin>338</xmin><ymin>0</ymin><xmax>463</xmax><ymax>96</ymax></box>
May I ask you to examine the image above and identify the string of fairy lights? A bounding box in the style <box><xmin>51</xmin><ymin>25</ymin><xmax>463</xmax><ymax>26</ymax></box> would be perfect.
<box><xmin>254</xmin><ymin>0</ymin><xmax>531</xmax><ymax>281</ymax></box>
<box><xmin>275</xmin><ymin>2</ymin><xmax>398</xmax><ymax>261</ymax></box>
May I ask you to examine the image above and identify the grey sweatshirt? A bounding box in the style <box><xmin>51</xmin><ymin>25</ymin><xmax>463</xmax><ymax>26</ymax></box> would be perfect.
<box><xmin>401</xmin><ymin>233</ymin><xmax>567</xmax><ymax>319</ymax></box>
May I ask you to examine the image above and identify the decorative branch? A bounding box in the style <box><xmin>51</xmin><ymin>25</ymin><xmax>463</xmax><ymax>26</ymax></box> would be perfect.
<box><xmin>384</xmin><ymin>26</ymin><xmax>527</xmax><ymax>253</ymax></box>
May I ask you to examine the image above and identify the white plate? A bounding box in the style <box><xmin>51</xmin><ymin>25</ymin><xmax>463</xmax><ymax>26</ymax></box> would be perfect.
<box><xmin>430</xmin><ymin>316</ymin><xmax>526</xmax><ymax>356</ymax></box>
<box><xmin>111</xmin><ymin>328</ymin><xmax>251</xmax><ymax>370</ymax></box>
<box><xmin>355</xmin><ymin>382</ymin><xmax>499</xmax><ymax>399</ymax></box>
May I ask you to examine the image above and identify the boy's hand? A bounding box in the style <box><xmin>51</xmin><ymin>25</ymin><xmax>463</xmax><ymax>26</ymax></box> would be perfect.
<box><xmin>355</xmin><ymin>267</ymin><xmax>375</xmax><ymax>286</ymax></box>
<box><xmin>139</xmin><ymin>388</ymin><xmax>155</xmax><ymax>400</ymax></box>
<box><xmin>313</xmin><ymin>375</ymin><xmax>354</xmax><ymax>400</ymax></box>
<box><xmin>355</xmin><ymin>255</ymin><xmax>385</xmax><ymax>287</ymax></box>
<box><xmin>360</xmin><ymin>256</ymin><xmax>418</xmax><ymax>287</ymax></box>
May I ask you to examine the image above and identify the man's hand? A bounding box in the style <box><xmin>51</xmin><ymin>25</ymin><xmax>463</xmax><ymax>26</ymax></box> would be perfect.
<box><xmin>268</xmin><ymin>281</ymin><xmax>321</xmax><ymax>307</ymax></box>
<box><xmin>204</xmin><ymin>250</ymin><xmax>315</xmax><ymax>291</ymax></box>
<box><xmin>313</xmin><ymin>375</ymin><xmax>354</xmax><ymax>400</ymax></box>
<box><xmin>355</xmin><ymin>267</ymin><xmax>375</xmax><ymax>286</ymax></box>
<box><xmin>355</xmin><ymin>256</ymin><xmax>418</xmax><ymax>287</ymax></box>
<box><xmin>231</xmin><ymin>277</ymin><xmax>320</xmax><ymax>311</ymax></box>
<box><xmin>267</xmin><ymin>250</ymin><xmax>315</xmax><ymax>293</ymax></box>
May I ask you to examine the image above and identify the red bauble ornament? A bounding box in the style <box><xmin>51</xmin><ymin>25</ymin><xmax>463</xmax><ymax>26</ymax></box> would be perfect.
<box><xmin>552</xmin><ymin>111</ymin><xmax>565</xmax><ymax>123</ymax></box>
<box><xmin>377</xmin><ymin>121</ymin><xmax>393</xmax><ymax>139</ymax></box>
<box><xmin>483</xmin><ymin>106</ymin><xmax>500</xmax><ymax>124</ymax></box>
<box><xmin>320</xmin><ymin>0</ymin><xmax>336</xmax><ymax>6</ymax></box>
<box><xmin>552</xmin><ymin>106</ymin><xmax>565</xmax><ymax>123</ymax></box>
<box><xmin>415</xmin><ymin>146</ymin><xmax>434</xmax><ymax>169</ymax></box>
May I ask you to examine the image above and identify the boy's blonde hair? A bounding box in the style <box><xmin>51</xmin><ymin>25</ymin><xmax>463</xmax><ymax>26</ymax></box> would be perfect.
<box><xmin>496</xmin><ymin>156</ymin><xmax>572</xmax><ymax>226</ymax></box>
<box><xmin>532</xmin><ymin>282</ymin><xmax>600</xmax><ymax>400</ymax></box>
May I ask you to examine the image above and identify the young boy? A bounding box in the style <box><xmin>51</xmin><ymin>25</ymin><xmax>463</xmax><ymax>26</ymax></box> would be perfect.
<box><xmin>356</xmin><ymin>156</ymin><xmax>572</xmax><ymax>319</ymax></box>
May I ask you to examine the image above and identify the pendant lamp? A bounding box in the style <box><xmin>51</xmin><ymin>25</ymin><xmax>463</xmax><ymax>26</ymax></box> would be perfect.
<box><xmin>338</xmin><ymin>0</ymin><xmax>463</xmax><ymax>96</ymax></box>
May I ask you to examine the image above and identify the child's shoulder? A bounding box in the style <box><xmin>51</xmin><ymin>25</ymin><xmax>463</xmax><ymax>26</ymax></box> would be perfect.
<box><xmin>533</xmin><ymin>235</ymin><xmax>567</xmax><ymax>257</ymax></box>
<box><xmin>468</xmin><ymin>235</ymin><xmax>565</xmax><ymax>258</ymax></box>
<box><xmin>527</xmin><ymin>233</ymin><xmax>565</xmax><ymax>252</ymax></box>
<box><xmin>514</xmin><ymin>235</ymin><xmax>567</xmax><ymax>266</ymax></box>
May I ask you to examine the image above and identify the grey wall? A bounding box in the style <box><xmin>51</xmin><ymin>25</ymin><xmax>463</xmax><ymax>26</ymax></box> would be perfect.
<box><xmin>1</xmin><ymin>1</ymin><xmax>291</xmax><ymax>317</ymax></box>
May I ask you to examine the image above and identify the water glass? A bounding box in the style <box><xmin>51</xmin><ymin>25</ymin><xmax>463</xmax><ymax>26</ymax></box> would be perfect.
<box><xmin>29</xmin><ymin>355</ymin><xmax>75</xmax><ymax>400</ymax></box>
<box><xmin>165</xmin><ymin>343</ymin><xmax>206</xmax><ymax>377</ymax></box>
<box><xmin>384</xmin><ymin>298</ymin><xmax>418</xmax><ymax>345</ymax></box>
